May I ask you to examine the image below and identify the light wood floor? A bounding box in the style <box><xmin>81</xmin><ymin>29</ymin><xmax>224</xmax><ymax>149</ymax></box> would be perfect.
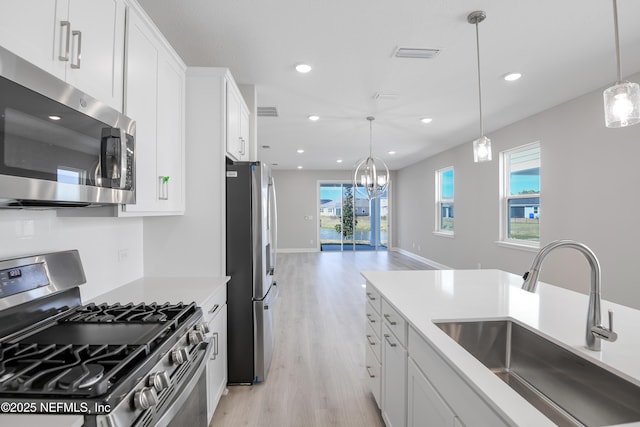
<box><xmin>210</xmin><ymin>250</ymin><xmax>431</xmax><ymax>427</ymax></box>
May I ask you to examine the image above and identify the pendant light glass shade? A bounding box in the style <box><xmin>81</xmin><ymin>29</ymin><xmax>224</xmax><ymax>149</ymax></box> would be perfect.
<box><xmin>354</xmin><ymin>117</ymin><xmax>390</xmax><ymax>200</ymax></box>
<box><xmin>472</xmin><ymin>135</ymin><xmax>492</xmax><ymax>162</ymax></box>
<box><xmin>604</xmin><ymin>80</ymin><xmax>640</xmax><ymax>128</ymax></box>
<box><xmin>603</xmin><ymin>0</ymin><xmax>640</xmax><ymax>128</ymax></box>
<box><xmin>468</xmin><ymin>11</ymin><xmax>492</xmax><ymax>162</ymax></box>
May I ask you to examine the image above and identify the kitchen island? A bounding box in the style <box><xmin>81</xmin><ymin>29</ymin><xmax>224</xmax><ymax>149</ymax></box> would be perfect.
<box><xmin>362</xmin><ymin>269</ymin><xmax>640</xmax><ymax>427</ymax></box>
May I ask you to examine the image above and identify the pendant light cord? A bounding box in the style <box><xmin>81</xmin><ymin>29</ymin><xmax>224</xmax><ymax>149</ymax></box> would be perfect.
<box><xmin>475</xmin><ymin>21</ymin><xmax>484</xmax><ymax>137</ymax></box>
<box><xmin>613</xmin><ymin>0</ymin><xmax>622</xmax><ymax>83</ymax></box>
<box><xmin>367</xmin><ymin>116</ymin><xmax>374</xmax><ymax>157</ymax></box>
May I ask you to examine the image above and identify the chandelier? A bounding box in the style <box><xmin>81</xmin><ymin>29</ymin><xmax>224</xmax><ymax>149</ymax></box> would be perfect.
<box><xmin>353</xmin><ymin>116</ymin><xmax>390</xmax><ymax>200</ymax></box>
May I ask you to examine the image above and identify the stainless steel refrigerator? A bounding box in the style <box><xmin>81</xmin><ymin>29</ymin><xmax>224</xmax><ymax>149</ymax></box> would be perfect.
<box><xmin>226</xmin><ymin>161</ymin><xmax>278</xmax><ymax>384</ymax></box>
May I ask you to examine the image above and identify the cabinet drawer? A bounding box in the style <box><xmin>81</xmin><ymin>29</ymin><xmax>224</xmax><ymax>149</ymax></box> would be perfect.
<box><xmin>202</xmin><ymin>285</ymin><xmax>227</xmax><ymax>322</ymax></box>
<box><xmin>366</xmin><ymin>300</ymin><xmax>381</xmax><ymax>339</ymax></box>
<box><xmin>365</xmin><ymin>283</ymin><xmax>381</xmax><ymax>314</ymax></box>
<box><xmin>382</xmin><ymin>299</ymin><xmax>407</xmax><ymax>347</ymax></box>
<box><xmin>408</xmin><ymin>327</ymin><xmax>508</xmax><ymax>427</ymax></box>
<box><xmin>365</xmin><ymin>339</ymin><xmax>382</xmax><ymax>409</ymax></box>
<box><xmin>366</xmin><ymin>321</ymin><xmax>381</xmax><ymax>363</ymax></box>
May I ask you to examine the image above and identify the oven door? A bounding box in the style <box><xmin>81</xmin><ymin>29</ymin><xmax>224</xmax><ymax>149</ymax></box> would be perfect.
<box><xmin>155</xmin><ymin>340</ymin><xmax>213</xmax><ymax>427</ymax></box>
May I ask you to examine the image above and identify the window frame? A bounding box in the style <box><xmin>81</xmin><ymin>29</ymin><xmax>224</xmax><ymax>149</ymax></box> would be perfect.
<box><xmin>499</xmin><ymin>142</ymin><xmax>540</xmax><ymax>248</ymax></box>
<box><xmin>434</xmin><ymin>166</ymin><xmax>454</xmax><ymax>236</ymax></box>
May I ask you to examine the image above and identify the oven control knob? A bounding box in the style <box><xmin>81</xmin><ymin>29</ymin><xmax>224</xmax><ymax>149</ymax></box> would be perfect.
<box><xmin>188</xmin><ymin>330</ymin><xmax>205</xmax><ymax>345</ymax></box>
<box><xmin>171</xmin><ymin>348</ymin><xmax>189</xmax><ymax>365</ymax></box>
<box><xmin>148</xmin><ymin>371</ymin><xmax>171</xmax><ymax>392</ymax></box>
<box><xmin>196</xmin><ymin>322</ymin><xmax>210</xmax><ymax>334</ymax></box>
<box><xmin>133</xmin><ymin>387</ymin><xmax>158</xmax><ymax>410</ymax></box>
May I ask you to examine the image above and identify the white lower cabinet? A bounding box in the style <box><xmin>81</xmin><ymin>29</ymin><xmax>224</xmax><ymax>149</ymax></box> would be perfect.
<box><xmin>365</xmin><ymin>282</ymin><xmax>508</xmax><ymax>427</ymax></box>
<box><xmin>203</xmin><ymin>284</ymin><xmax>227</xmax><ymax>422</ymax></box>
<box><xmin>382</xmin><ymin>323</ymin><xmax>407</xmax><ymax>427</ymax></box>
<box><xmin>206</xmin><ymin>304</ymin><xmax>227</xmax><ymax>420</ymax></box>
<box><xmin>408</xmin><ymin>358</ymin><xmax>458</xmax><ymax>427</ymax></box>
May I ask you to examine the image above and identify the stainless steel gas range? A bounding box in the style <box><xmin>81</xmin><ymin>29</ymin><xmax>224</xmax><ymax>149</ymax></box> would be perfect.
<box><xmin>0</xmin><ymin>250</ymin><xmax>212</xmax><ymax>427</ymax></box>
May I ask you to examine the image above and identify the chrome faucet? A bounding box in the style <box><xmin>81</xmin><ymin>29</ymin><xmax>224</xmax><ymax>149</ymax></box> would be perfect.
<box><xmin>521</xmin><ymin>239</ymin><xmax>617</xmax><ymax>351</ymax></box>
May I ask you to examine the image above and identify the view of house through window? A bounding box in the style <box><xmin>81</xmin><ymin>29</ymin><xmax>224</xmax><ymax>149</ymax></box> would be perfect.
<box><xmin>501</xmin><ymin>143</ymin><xmax>540</xmax><ymax>243</ymax></box>
<box><xmin>436</xmin><ymin>167</ymin><xmax>454</xmax><ymax>233</ymax></box>
<box><xmin>319</xmin><ymin>182</ymin><xmax>388</xmax><ymax>251</ymax></box>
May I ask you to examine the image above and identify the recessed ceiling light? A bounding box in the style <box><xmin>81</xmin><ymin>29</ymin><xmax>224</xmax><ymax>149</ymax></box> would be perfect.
<box><xmin>296</xmin><ymin>64</ymin><xmax>312</xmax><ymax>73</ymax></box>
<box><xmin>297</xmin><ymin>165</ymin><xmax>303</xmax><ymax>169</ymax></box>
<box><xmin>297</xmin><ymin>149</ymin><xmax>304</xmax><ymax>154</ymax></box>
<box><xmin>388</xmin><ymin>151</ymin><xmax>396</xmax><ymax>155</ymax></box>
<box><xmin>308</xmin><ymin>115</ymin><xmax>320</xmax><ymax>121</ymax></box>
<box><xmin>48</xmin><ymin>115</ymin><xmax>61</xmax><ymax>121</ymax></box>
<box><xmin>503</xmin><ymin>72</ymin><xmax>522</xmax><ymax>82</ymax></box>
<box><xmin>336</xmin><ymin>159</ymin><xmax>343</xmax><ymax>163</ymax></box>
<box><xmin>420</xmin><ymin>117</ymin><xmax>433</xmax><ymax>124</ymax></box>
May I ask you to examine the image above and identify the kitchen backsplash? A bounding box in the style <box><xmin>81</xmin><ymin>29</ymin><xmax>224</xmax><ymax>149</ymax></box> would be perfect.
<box><xmin>0</xmin><ymin>210</ymin><xmax>143</xmax><ymax>302</ymax></box>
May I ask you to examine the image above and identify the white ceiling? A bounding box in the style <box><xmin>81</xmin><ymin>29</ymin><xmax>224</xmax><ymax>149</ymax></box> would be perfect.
<box><xmin>137</xmin><ymin>0</ymin><xmax>640</xmax><ymax>171</ymax></box>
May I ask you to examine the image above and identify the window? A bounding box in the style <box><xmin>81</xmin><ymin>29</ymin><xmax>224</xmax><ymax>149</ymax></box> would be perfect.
<box><xmin>435</xmin><ymin>167</ymin><xmax>454</xmax><ymax>234</ymax></box>
<box><xmin>500</xmin><ymin>143</ymin><xmax>540</xmax><ymax>245</ymax></box>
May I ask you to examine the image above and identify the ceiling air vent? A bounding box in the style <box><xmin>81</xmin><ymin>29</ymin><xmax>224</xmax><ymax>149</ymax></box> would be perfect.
<box><xmin>257</xmin><ymin>107</ymin><xmax>279</xmax><ymax>117</ymax></box>
<box><xmin>393</xmin><ymin>47</ymin><xmax>441</xmax><ymax>59</ymax></box>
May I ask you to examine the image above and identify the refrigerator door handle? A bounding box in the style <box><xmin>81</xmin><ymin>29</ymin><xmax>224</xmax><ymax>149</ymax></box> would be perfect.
<box><xmin>267</xmin><ymin>176</ymin><xmax>278</xmax><ymax>275</ymax></box>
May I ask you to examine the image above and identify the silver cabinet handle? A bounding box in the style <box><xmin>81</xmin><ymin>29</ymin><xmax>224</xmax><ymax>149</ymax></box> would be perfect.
<box><xmin>366</xmin><ymin>335</ymin><xmax>376</xmax><ymax>346</ymax></box>
<box><xmin>71</xmin><ymin>30</ymin><xmax>82</xmax><ymax>69</ymax></box>
<box><xmin>158</xmin><ymin>176</ymin><xmax>170</xmax><ymax>200</ymax></box>
<box><xmin>384</xmin><ymin>334</ymin><xmax>397</xmax><ymax>347</ymax></box>
<box><xmin>59</xmin><ymin>21</ymin><xmax>71</xmax><ymax>61</ymax></box>
<box><xmin>384</xmin><ymin>314</ymin><xmax>397</xmax><ymax>325</ymax></box>
<box><xmin>208</xmin><ymin>304</ymin><xmax>220</xmax><ymax>315</ymax></box>
<box><xmin>366</xmin><ymin>292</ymin><xmax>376</xmax><ymax>301</ymax></box>
<box><xmin>213</xmin><ymin>332</ymin><xmax>219</xmax><ymax>359</ymax></box>
<box><xmin>366</xmin><ymin>366</ymin><xmax>376</xmax><ymax>378</ymax></box>
<box><xmin>366</xmin><ymin>313</ymin><xmax>376</xmax><ymax>323</ymax></box>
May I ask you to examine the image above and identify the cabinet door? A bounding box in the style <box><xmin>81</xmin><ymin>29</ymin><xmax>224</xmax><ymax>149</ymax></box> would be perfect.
<box><xmin>207</xmin><ymin>304</ymin><xmax>228</xmax><ymax>421</ymax></box>
<box><xmin>122</xmin><ymin>11</ymin><xmax>158</xmax><ymax>213</ymax></box>
<box><xmin>226</xmin><ymin>81</ymin><xmax>242</xmax><ymax>161</ymax></box>
<box><xmin>383</xmin><ymin>324</ymin><xmax>407</xmax><ymax>427</ymax></box>
<box><xmin>156</xmin><ymin>53</ymin><xmax>185</xmax><ymax>213</ymax></box>
<box><xmin>408</xmin><ymin>358</ymin><xmax>456</xmax><ymax>427</ymax></box>
<box><xmin>239</xmin><ymin>103</ymin><xmax>250</xmax><ymax>160</ymax></box>
<box><xmin>0</xmin><ymin>0</ymin><xmax>67</xmax><ymax>79</ymax></box>
<box><xmin>66</xmin><ymin>0</ymin><xmax>125</xmax><ymax>110</ymax></box>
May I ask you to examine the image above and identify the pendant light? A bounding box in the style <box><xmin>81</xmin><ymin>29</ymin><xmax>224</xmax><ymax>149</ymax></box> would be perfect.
<box><xmin>468</xmin><ymin>10</ymin><xmax>492</xmax><ymax>162</ymax></box>
<box><xmin>603</xmin><ymin>0</ymin><xmax>640</xmax><ymax>128</ymax></box>
<box><xmin>353</xmin><ymin>116</ymin><xmax>390</xmax><ymax>200</ymax></box>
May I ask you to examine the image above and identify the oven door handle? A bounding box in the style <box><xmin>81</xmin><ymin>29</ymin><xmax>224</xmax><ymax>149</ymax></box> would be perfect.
<box><xmin>153</xmin><ymin>339</ymin><xmax>212</xmax><ymax>427</ymax></box>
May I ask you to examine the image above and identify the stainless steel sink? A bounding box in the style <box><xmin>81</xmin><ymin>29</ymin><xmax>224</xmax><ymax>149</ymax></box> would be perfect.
<box><xmin>435</xmin><ymin>320</ymin><xmax>640</xmax><ymax>427</ymax></box>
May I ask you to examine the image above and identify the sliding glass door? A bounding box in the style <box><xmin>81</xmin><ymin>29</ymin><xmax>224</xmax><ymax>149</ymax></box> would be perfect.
<box><xmin>319</xmin><ymin>182</ymin><xmax>388</xmax><ymax>251</ymax></box>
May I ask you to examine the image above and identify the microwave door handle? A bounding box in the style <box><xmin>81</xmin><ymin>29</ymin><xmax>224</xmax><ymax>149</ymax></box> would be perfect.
<box><xmin>101</xmin><ymin>128</ymin><xmax>123</xmax><ymax>185</ymax></box>
<box><xmin>119</xmin><ymin>129</ymin><xmax>127</xmax><ymax>188</ymax></box>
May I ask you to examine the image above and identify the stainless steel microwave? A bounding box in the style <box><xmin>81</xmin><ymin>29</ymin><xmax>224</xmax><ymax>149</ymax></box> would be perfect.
<box><xmin>0</xmin><ymin>45</ymin><xmax>135</xmax><ymax>208</ymax></box>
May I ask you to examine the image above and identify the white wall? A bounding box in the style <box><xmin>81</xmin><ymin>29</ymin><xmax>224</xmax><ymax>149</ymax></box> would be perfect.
<box><xmin>395</xmin><ymin>71</ymin><xmax>640</xmax><ymax>309</ymax></box>
<box><xmin>143</xmin><ymin>68</ymin><xmax>227</xmax><ymax>277</ymax></box>
<box><xmin>273</xmin><ymin>169</ymin><xmax>397</xmax><ymax>251</ymax></box>
<box><xmin>0</xmin><ymin>211</ymin><xmax>143</xmax><ymax>302</ymax></box>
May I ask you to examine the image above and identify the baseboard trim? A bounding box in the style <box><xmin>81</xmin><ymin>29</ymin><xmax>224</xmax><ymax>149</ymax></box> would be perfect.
<box><xmin>391</xmin><ymin>248</ymin><xmax>451</xmax><ymax>270</ymax></box>
<box><xmin>276</xmin><ymin>248</ymin><xmax>320</xmax><ymax>253</ymax></box>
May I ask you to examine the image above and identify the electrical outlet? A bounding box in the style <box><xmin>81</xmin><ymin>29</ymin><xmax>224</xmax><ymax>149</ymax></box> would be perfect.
<box><xmin>310</xmin><ymin>239</ymin><xmax>314</xmax><ymax>245</ymax></box>
<box><xmin>118</xmin><ymin>249</ymin><xmax>129</xmax><ymax>263</ymax></box>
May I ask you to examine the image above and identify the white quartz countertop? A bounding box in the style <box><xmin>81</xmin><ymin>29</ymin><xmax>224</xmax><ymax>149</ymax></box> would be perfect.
<box><xmin>88</xmin><ymin>276</ymin><xmax>230</xmax><ymax>306</ymax></box>
<box><xmin>361</xmin><ymin>269</ymin><xmax>640</xmax><ymax>427</ymax></box>
<box><xmin>0</xmin><ymin>276</ymin><xmax>229</xmax><ymax>426</ymax></box>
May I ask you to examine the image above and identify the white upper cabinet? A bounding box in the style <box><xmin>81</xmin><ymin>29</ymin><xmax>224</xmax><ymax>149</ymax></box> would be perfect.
<box><xmin>226</xmin><ymin>78</ymin><xmax>250</xmax><ymax>161</ymax></box>
<box><xmin>121</xmin><ymin>4</ymin><xmax>185</xmax><ymax>216</ymax></box>
<box><xmin>0</xmin><ymin>0</ymin><xmax>126</xmax><ymax>111</ymax></box>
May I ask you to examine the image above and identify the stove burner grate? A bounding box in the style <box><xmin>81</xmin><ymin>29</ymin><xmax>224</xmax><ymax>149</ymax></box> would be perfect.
<box><xmin>0</xmin><ymin>342</ymin><xmax>147</xmax><ymax>396</ymax></box>
<box><xmin>63</xmin><ymin>302</ymin><xmax>190</xmax><ymax>323</ymax></box>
